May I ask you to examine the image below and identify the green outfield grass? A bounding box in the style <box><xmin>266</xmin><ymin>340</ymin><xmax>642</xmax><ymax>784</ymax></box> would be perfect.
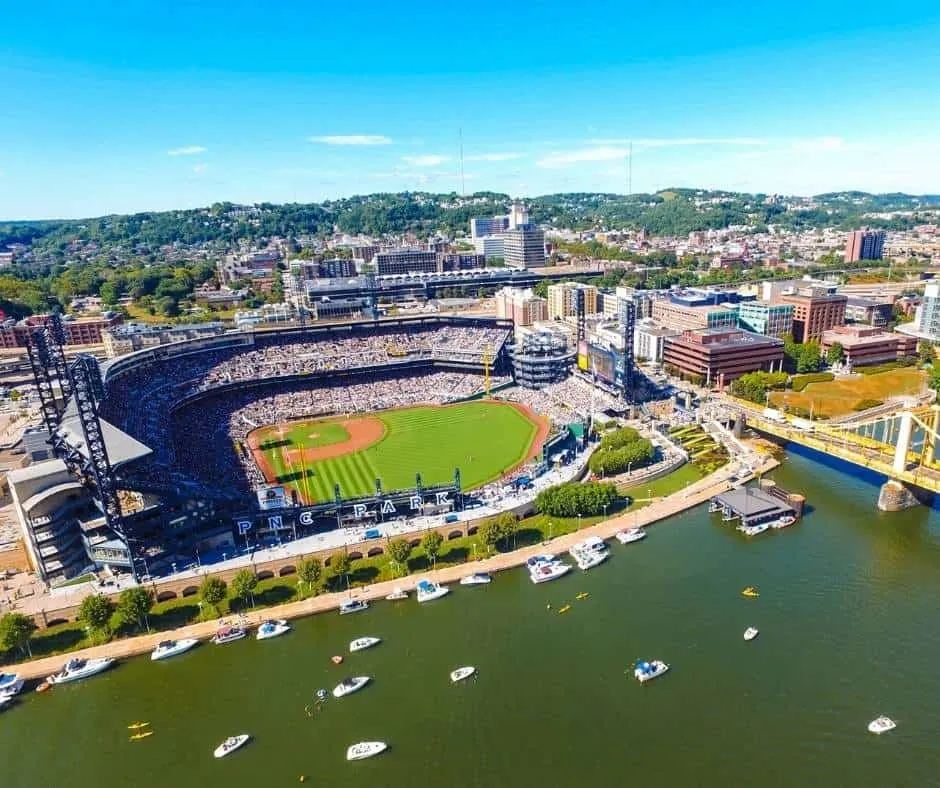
<box><xmin>254</xmin><ymin>401</ymin><xmax>542</xmax><ymax>501</ymax></box>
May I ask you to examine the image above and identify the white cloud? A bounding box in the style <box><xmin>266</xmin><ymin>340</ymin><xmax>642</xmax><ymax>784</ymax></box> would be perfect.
<box><xmin>464</xmin><ymin>152</ymin><xmax>525</xmax><ymax>162</ymax></box>
<box><xmin>401</xmin><ymin>154</ymin><xmax>450</xmax><ymax>167</ymax></box>
<box><xmin>536</xmin><ymin>146</ymin><xmax>630</xmax><ymax>168</ymax></box>
<box><xmin>192</xmin><ymin>163</ymin><xmax>208</xmax><ymax>174</ymax></box>
<box><xmin>307</xmin><ymin>135</ymin><xmax>392</xmax><ymax>146</ymax></box>
<box><xmin>167</xmin><ymin>145</ymin><xmax>207</xmax><ymax>156</ymax></box>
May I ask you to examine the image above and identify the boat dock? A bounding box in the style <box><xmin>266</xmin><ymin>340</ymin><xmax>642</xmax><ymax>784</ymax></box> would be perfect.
<box><xmin>709</xmin><ymin>484</ymin><xmax>798</xmax><ymax>526</ymax></box>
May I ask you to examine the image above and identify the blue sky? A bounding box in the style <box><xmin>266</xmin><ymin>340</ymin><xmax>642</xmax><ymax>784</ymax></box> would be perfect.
<box><xmin>2</xmin><ymin>0</ymin><xmax>940</xmax><ymax>219</ymax></box>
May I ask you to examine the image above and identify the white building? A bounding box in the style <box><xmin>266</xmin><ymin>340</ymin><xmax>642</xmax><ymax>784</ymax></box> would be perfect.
<box><xmin>634</xmin><ymin>318</ymin><xmax>680</xmax><ymax>364</ymax></box>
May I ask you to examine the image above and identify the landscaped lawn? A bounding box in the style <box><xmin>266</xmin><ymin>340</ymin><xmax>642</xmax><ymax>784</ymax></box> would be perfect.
<box><xmin>769</xmin><ymin>368</ymin><xmax>926</xmax><ymax>418</ymax></box>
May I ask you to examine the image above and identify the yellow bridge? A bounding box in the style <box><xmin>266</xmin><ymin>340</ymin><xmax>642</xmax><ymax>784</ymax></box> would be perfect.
<box><xmin>723</xmin><ymin>397</ymin><xmax>940</xmax><ymax>495</ymax></box>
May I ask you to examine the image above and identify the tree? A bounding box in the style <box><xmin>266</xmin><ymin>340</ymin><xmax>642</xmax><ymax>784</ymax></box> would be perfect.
<box><xmin>387</xmin><ymin>539</ymin><xmax>412</xmax><ymax>576</ymax></box>
<box><xmin>199</xmin><ymin>575</ymin><xmax>228</xmax><ymax>616</ymax></box>
<box><xmin>826</xmin><ymin>342</ymin><xmax>845</xmax><ymax>365</ymax></box>
<box><xmin>0</xmin><ymin>612</ymin><xmax>36</xmax><ymax>658</ymax></box>
<box><xmin>231</xmin><ymin>569</ymin><xmax>259</xmax><ymax>609</ymax></box>
<box><xmin>918</xmin><ymin>340</ymin><xmax>934</xmax><ymax>365</ymax></box>
<box><xmin>421</xmin><ymin>530</ymin><xmax>444</xmax><ymax>567</ymax></box>
<box><xmin>77</xmin><ymin>593</ymin><xmax>116</xmax><ymax>636</ymax></box>
<box><xmin>479</xmin><ymin>520</ymin><xmax>503</xmax><ymax>555</ymax></box>
<box><xmin>495</xmin><ymin>512</ymin><xmax>519</xmax><ymax>550</ymax></box>
<box><xmin>297</xmin><ymin>557</ymin><xmax>323</xmax><ymax>597</ymax></box>
<box><xmin>331</xmin><ymin>552</ymin><xmax>353</xmax><ymax>589</ymax></box>
<box><xmin>929</xmin><ymin>367</ymin><xmax>940</xmax><ymax>393</ymax></box>
<box><xmin>796</xmin><ymin>340</ymin><xmax>822</xmax><ymax>373</ymax></box>
<box><xmin>116</xmin><ymin>586</ymin><xmax>153</xmax><ymax>632</ymax></box>
<box><xmin>730</xmin><ymin>371</ymin><xmax>788</xmax><ymax>404</ymax></box>
<box><xmin>535</xmin><ymin>481</ymin><xmax>620</xmax><ymax>518</ymax></box>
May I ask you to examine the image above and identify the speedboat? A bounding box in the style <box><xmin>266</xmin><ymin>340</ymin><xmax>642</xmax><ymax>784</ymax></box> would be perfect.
<box><xmin>526</xmin><ymin>554</ymin><xmax>555</xmax><ymax>570</ymax></box>
<box><xmin>570</xmin><ymin>539</ymin><xmax>609</xmax><ymax>571</ymax></box>
<box><xmin>339</xmin><ymin>599</ymin><xmax>369</xmax><ymax>615</ymax></box>
<box><xmin>634</xmin><ymin>659</ymin><xmax>670</xmax><ymax>683</ymax></box>
<box><xmin>772</xmin><ymin>515</ymin><xmax>797</xmax><ymax>529</ymax></box>
<box><xmin>450</xmin><ymin>666</ymin><xmax>476</xmax><ymax>683</ymax></box>
<box><xmin>211</xmin><ymin>626</ymin><xmax>247</xmax><ymax>645</ymax></box>
<box><xmin>616</xmin><ymin>528</ymin><xmax>647</xmax><ymax>544</ymax></box>
<box><xmin>150</xmin><ymin>638</ymin><xmax>199</xmax><ymax>661</ymax></box>
<box><xmin>346</xmin><ymin>741</ymin><xmax>388</xmax><ymax>761</ymax></box>
<box><xmin>0</xmin><ymin>672</ymin><xmax>24</xmax><ymax>698</ymax></box>
<box><xmin>738</xmin><ymin>522</ymin><xmax>770</xmax><ymax>537</ymax></box>
<box><xmin>333</xmin><ymin>676</ymin><xmax>371</xmax><ymax>698</ymax></box>
<box><xmin>741</xmin><ymin>586</ymin><xmax>760</xmax><ymax>598</ymax></box>
<box><xmin>416</xmin><ymin>579</ymin><xmax>449</xmax><ymax>603</ymax></box>
<box><xmin>459</xmin><ymin>572</ymin><xmax>492</xmax><ymax>586</ymax></box>
<box><xmin>529</xmin><ymin>560</ymin><xmax>571</xmax><ymax>584</ymax></box>
<box><xmin>868</xmin><ymin>716</ymin><xmax>896</xmax><ymax>734</ymax></box>
<box><xmin>385</xmin><ymin>588</ymin><xmax>408</xmax><ymax>601</ymax></box>
<box><xmin>349</xmin><ymin>636</ymin><xmax>381</xmax><ymax>653</ymax></box>
<box><xmin>256</xmin><ymin>620</ymin><xmax>291</xmax><ymax>640</ymax></box>
<box><xmin>743</xmin><ymin>627</ymin><xmax>759</xmax><ymax>641</ymax></box>
<box><xmin>47</xmin><ymin>657</ymin><xmax>115</xmax><ymax>684</ymax></box>
<box><xmin>214</xmin><ymin>734</ymin><xmax>251</xmax><ymax>758</ymax></box>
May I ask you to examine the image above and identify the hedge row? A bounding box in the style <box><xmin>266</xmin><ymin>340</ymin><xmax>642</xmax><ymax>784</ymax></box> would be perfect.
<box><xmin>790</xmin><ymin>372</ymin><xmax>834</xmax><ymax>392</ymax></box>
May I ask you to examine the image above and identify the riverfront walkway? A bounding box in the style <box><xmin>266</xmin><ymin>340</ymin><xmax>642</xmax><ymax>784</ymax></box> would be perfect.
<box><xmin>3</xmin><ymin>455</ymin><xmax>775</xmax><ymax>681</ymax></box>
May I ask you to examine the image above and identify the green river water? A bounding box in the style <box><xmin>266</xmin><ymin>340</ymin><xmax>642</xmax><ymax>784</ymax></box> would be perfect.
<box><xmin>4</xmin><ymin>448</ymin><xmax>940</xmax><ymax>787</ymax></box>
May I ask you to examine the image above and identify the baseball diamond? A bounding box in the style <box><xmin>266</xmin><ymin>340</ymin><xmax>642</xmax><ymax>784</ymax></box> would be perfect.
<box><xmin>247</xmin><ymin>401</ymin><xmax>548</xmax><ymax>503</ymax></box>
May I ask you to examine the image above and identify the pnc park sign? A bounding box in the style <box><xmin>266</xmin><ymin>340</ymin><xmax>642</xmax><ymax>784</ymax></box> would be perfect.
<box><xmin>233</xmin><ymin>485</ymin><xmax>458</xmax><ymax>536</ymax></box>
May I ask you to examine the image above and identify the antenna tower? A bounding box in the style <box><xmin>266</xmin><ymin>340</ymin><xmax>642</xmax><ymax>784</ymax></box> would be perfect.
<box><xmin>628</xmin><ymin>140</ymin><xmax>633</xmax><ymax>196</ymax></box>
<box><xmin>459</xmin><ymin>127</ymin><xmax>466</xmax><ymax>196</ymax></box>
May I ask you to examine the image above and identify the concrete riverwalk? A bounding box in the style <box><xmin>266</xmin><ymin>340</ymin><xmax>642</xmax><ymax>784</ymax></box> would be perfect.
<box><xmin>3</xmin><ymin>456</ymin><xmax>775</xmax><ymax>681</ymax></box>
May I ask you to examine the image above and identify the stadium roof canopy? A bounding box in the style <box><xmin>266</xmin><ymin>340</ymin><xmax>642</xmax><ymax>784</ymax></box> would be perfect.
<box><xmin>55</xmin><ymin>415</ymin><xmax>153</xmax><ymax>469</ymax></box>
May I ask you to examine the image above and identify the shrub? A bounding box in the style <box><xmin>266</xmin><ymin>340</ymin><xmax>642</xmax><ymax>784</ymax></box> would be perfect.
<box><xmin>858</xmin><ymin>359</ymin><xmax>916</xmax><ymax>375</ymax></box>
<box><xmin>790</xmin><ymin>372</ymin><xmax>834</xmax><ymax>392</ymax></box>
<box><xmin>535</xmin><ymin>481</ymin><xmax>620</xmax><ymax>518</ymax></box>
<box><xmin>589</xmin><ymin>426</ymin><xmax>655</xmax><ymax>475</ymax></box>
<box><xmin>853</xmin><ymin>398</ymin><xmax>884</xmax><ymax>411</ymax></box>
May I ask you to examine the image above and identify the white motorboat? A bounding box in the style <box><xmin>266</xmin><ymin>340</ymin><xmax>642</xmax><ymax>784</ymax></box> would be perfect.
<box><xmin>570</xmin><ymin>540</ymin><xmax>609</xmax><ymax>571</ymax></box>
<box><xmin>738</xmin><ymin>522</ymin><xmax>770</xmax><ymax>537</ymax></box>
<box><xmin>529</xmin><ymin>560</ymin><xmax>571</xmax><ymax>584</ymax></box>
<box><xmin>47</xmin><ymin>657</ymin><xmax>115</xmax><ymax>684</ymax></box>
<box><xmin>743</xmin><ymin>627</ymin><xmax>759</xmax><ymax>641</ymax></box>
<box><xmin>150</xmin><ymin>638</ymin><xmax>200</xmax><ymax>661</ymax></box>
<box><xmin>213</xmin><ymin>734</ymin><xmax>251</xmax><ymax>758</ymax></box>
<box><xmin>616</xmin><ymin>528</ymin><xmax>647</xmax><ymax>545</ymax></box>
<box><xmin>772</xmin><ymin>515</ymin><xmax>797</xmax><ymax>529</ymax></box>
<box><xmin>868</xmin><ymin>716</ymin><xmax>896</xmax><ymax>735</ymax></box>
<box><xmin>0</xmin><ymin>672</ymin><xmax>24</xmax><ymax>698</ymax></box>
<box><xmin>450</xmin><ymin>666</ymin><xmax>476</xmax><ymax>683</ymax></box>
<box><xmin>0</xmin><ymin>695</ymin><xmax>11</xmax><ymax>710</ymax></box>
<box><xmin>634</xmin><ymin>659</ymin><xmax>670</xmax><ymax>683</ymax></box>
<box><xmin>416</xmin><ymin>579</ymin><xmax>450</xmax><ymax>603</ymax></box>
<box><xmin>333</xmin><ymin>676</ymin><xmax>372</xmax><ymax>698</ymax></box>
<box><xmin>211</xmin><ymin>626</ymin><xmax>247</xmax><ymax>645</ymax></box>
<box><xmin>339</xmin><ymin>599</ymin><xmax>369</xmax><ymax>615</ymax></box>
<box><xmin>385</xmin><ymin>588</ymin><xmax>408</xmax><ymax>601</ymax></box>
<box><xmin>526</xmin><ymin>554</ymin><xmax>555</xmax><ymax>570</ymax></box>
<box><xmin>256</xmin><ymin>620</ymin><xmax>291</xmax><ymax>640</ymax></box>
<box><xmin>346</xmin><ymin>741</ymin><xmax>388</xmax><ymax>761</ymax></box>
<box><xmin>459</xmin><ymin>572</ymin><xmax>492</xmax><ymax>586</ymax></box>
<box><xmin>349</xmin><ymin>636</ymin><xmax>381</xmax><ymax>653</ymax></box>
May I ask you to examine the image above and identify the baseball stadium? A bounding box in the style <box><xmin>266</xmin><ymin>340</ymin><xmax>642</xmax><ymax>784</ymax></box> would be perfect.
<box><xmin>20</xmin><ymin>314</ymin><xmax>626</xmax><ymax>585</ymax></box>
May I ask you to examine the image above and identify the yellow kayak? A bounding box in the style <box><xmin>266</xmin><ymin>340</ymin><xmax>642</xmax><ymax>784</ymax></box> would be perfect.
<box><xmin>741</xmin><ymin>587</ymin><xmax>760</xmax><ymax>598</ymax></box>
<box><xmin>129</xmin><ymin>732</ymin><xmax>153</xmax><ymax>741</ymax></box>
<box><xmin>127</xmin><ymin>722</ymin><xmax>150</xmax><ymax>730</ymax></box>
<box><xmin>575</xmin><ymin>593</ymin><xmax>589</xmax><ymax>601</ymax></box>
<box><xmin>558</xmin><ymin>604</ymin><xmax>572</xmax><ymax>614</ymax></box>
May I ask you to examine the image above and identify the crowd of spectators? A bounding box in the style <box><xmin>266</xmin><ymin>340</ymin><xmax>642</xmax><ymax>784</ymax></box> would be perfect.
<box><xmin>496</xmin><ymin>376</ymin><xmax>623</xmax><ymax>425</ymax></box>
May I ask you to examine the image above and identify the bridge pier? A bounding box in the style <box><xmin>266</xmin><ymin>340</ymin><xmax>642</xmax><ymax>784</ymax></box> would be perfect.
<box><xmin>877</xmin><ymin>480</ymin><xmax>934</xmax><ymax>512</ymax></box>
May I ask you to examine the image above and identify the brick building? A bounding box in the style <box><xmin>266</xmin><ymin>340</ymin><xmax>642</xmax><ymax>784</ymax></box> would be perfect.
<box><xmin>777</xmin><ymin>286</ymin><xmax>846</xmax><ymax>343</ymax></box>
<box><xmin>663</xmin><ymin>328</ymin><xmax>784</xmax><ymax>389</ymax></box>
<box><xmin>0</xmin><ymin>314</ymin><xmax>123</xmax><ymax>349</ymax></box>
<box><xmin>821</xmin><ymin>325</ymin><xmax>917</xmax><ymax>367</ymax></box>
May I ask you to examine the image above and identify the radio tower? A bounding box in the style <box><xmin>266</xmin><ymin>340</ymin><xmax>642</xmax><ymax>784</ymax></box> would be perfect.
<box><xmin>459</xmin><ymin>127</ymin><xmax>466</xmax><ymax>196</ymax></box>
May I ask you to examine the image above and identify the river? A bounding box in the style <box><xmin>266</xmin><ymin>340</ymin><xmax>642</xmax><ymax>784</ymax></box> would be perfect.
<box><xmin>3</xmin><ymin>447</ymin><xmax>940</xmax><ymax>787</ymax></box>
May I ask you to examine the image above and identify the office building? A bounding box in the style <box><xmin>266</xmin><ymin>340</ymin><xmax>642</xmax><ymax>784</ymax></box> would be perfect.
<box><xmin>547</xmin><ymin>283</ymin><xmax>599</xmax><ymax>320</ymax></box>
<box><xmin>663</xmin><ymin>329</ymin><xmax>785</xmax><ymax>389</ymax></box>
<box><xmin>651</xmin><ymin>299</ymin><xmax>738</xmax><ymax>332</ymax></box>
<box><xmin>777</xmin><ymin>285</ymin><xmax>847</xmax><ymax>342</ymax></box>
<box><xmin>470</xmin><ymin>215</ymin><xmax>510</xmax><ymax>239</ymax></box>
<box><xmin>844</xmin><ymin>230</ymin><xmax>886</xmax><ymax>262</ymax></box>
<box><xmin>438</xmin><ymin>253</ymin><xmax>486</xmax><ymax>272</ymax></box>
<box><xmin>634</xmin><ymin>318</ymin><xmax>680</xmax><ymax>364</ymax></box>
<box><xmin>503</xmin><ymin>225</ymin><xmax>545</xmax><ymax>269</ymax></box>
<box><xmin>821</xmin><ymin>325</ymin><xmax>917</xmax><ymax>367</ymax></box>
<box><xmin>494</xmin><ymin>287</ymin><xmax>548</xmax><ymax>326</ymax></box>
<box><xmin>508</xmin><ymin>203</ymin><xmax>529</xmax><ymax>229</ymax></box>
<box><xmin>844</xmin><ymin>296</ymin><xmax>894</xmax><ymax>328</ymax></box>
<box><xmin>737</xmin><ymin>302</ymin><xmax>794</xmax><ymax>337</ymax></box>
<box><xmin>317</xmin><ymin>258</ymin><xmax>357</xmax><ymax>278</ymax></box>
<box><xmin>374</xmin><ymin>249</ymin><xmax>439</xmax><ymax>275</ymax></box>
<box><xmin>473</xmin><ymin>235</ymin><xmax>505</xmax><ymax>261</ymax></box>
<box><xmin>904</xmin><ymin>282</ymin><xmax>940</xmax><ymax>342</ymax></box>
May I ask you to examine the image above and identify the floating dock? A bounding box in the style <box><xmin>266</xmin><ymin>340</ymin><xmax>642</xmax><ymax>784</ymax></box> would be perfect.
<box><xmin>710</xmin><ymin>486</ymin><xmax>796</xmax><ymax>526</ymax></box>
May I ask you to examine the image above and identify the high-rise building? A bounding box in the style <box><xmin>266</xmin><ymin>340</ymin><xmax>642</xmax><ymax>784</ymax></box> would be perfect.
<box><xmin>547</xmin><ymin>283</ymin><xmax>598</xmax><ymax>320</ymax></box>
<box><xmin>503</xmin><ymin>225</ymin><xmax>545</xmax><ymax>269</ymax></box>
<box><xmin>508</xmin><ymin>203</ymin><xmax>529</xmax><ymax>230</ymax></box>
<box><xmin>844</xmin><ymin>230</ymin><xmax>886</xmax><ymax>262</ymax></box>
<box><xmin>651</xmin><ymin>299</ymin><xmax>738</xmax><ymax>332</ymax></box>
<box><xmin>494</xmin><ymin>287</ymin><xmax>548</xmax><ymax>326</ymax></box>
<box><xmin>470</xmin><ymin>214</ymin><xmax>510</xmax><ymax>239</ymax></box>
<box><xmin>913</xmin><ymin>282</ymin><xmax>940</xmax><ymax>341</ymax></box>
